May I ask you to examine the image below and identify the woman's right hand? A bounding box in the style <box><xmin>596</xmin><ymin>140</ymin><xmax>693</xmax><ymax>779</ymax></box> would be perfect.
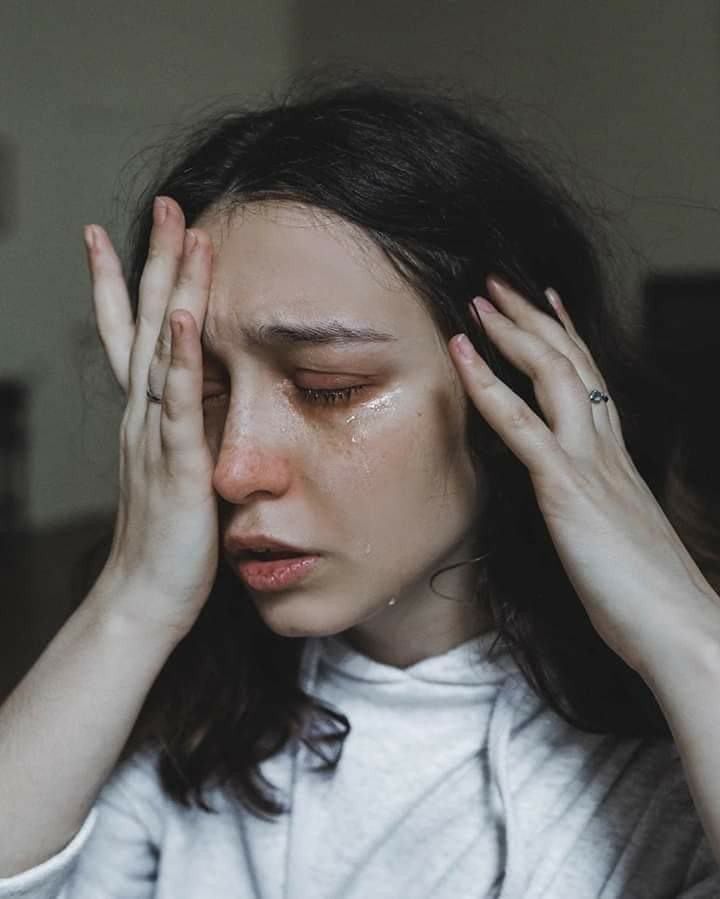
<box><xmin>84</xmin><ymin>196</ymin><xmax>219</xmax><ymax>638</ymax></box>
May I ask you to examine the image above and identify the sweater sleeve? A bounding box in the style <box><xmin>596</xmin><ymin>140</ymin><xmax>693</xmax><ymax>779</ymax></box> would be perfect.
<box><xmin>0</xmin><ymin>810</ymin><xmax>98</xmax><ymax>899</ymax></box>
<box><xmin>0</xmin><ymin>750</ymin><xmax>163</xmax><ymax>899</ymax></box>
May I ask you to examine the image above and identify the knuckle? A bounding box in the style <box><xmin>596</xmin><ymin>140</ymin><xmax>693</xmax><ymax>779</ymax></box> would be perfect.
<box><xmin>542</xmin><ymin>350</ymin><xmax>575</xmax><ymax>379</ymax></box>
<box><xmin>147</xmin><ymin>239</ymin><xmax>183</xmax><ymax>264</ymax></box>
<box><xmin>508</xmin><ymin>402</ymin><xmax>532</xmax><ymax>430</ymax></box>
<box><xmin>572</xmin><ymin>332</ymin><xmax>590</xmax><ymax>353</ymax></box>
<box><xmin>175</xmin><ymin>270</ymin><xmax>195</xmax><ymax>292</ymax></box>
<box><xmin>155</xmin><ymin>328</ymin><xmax>172</xmax><ymax>358</ymax></box>
<box><xmin>565</xmin><ymin>341</ymin><xmax>591</xmax><ymax>368</ymax></box>
<box><xmin>161</xmin><ymin>394</ymin><xmax>185</xmax><ymax>423</ymax></box>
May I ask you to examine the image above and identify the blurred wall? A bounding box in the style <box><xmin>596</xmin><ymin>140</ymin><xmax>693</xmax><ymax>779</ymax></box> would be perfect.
<box><xmin>0</xmin><ymin>1</ymin><xmax>293</xmax><ymax>530</ymax></box>
<box><xmin>3</xmin><ymin>1</ymin><xmax>720</xmax><ymax>531</ymax></box>
<box><xmin>292</xmin><ymin>0</ymin><xmax>720</xmax><ymax>322</ymax></box>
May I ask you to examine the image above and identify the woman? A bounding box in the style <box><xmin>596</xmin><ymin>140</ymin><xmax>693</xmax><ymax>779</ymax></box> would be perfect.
<box><xmin>1</xmin><ymin>71</ymin><xmax>719</xmax><ymax>897</ymax></box>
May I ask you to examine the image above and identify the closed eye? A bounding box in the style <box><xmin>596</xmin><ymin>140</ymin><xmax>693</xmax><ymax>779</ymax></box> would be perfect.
<box><xmin>296</xmin><ymin>385</ymin><xmax>366</xmax><ymax>406</ymax></box>
<box><xmin>202</xmin><ymin>384</ymin><xmax>368</xmax><ymax>407</ymax></box>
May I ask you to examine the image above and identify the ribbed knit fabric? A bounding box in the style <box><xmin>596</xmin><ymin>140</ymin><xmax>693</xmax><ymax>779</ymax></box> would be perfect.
<box><xmin>2</xmin><ymin>629</ymin><xmax>718</xmax><ymax>897</ymax></box>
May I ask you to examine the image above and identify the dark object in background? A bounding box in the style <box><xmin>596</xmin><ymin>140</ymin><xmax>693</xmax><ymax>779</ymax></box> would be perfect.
<box><xmin>642</xmin><ymin>272</ymin><xmax>720</xmax><ymax>499</ymax></box>
<box><xmin>0</xmin><ymin>379</ymin><xmax>30</xmax><ymax>539</ymax></box>
<box><xmin>0</xmin><ymin>379</ymin><xmax>115</xmax><ymax>702</ymax></box>
<box><xmin>0</xmin><ymin>513</ymin><xmax>113</xmax><ymax>703</ymax></box>
<box><xmin>0</xmin><ymin>379</ymin><xmax>114</xmax><ymax>702</ymax></box>
<box><xmin>644</xmin><ymin>272</ymin><xmax>720</xmax><ymax>360</ymax></box>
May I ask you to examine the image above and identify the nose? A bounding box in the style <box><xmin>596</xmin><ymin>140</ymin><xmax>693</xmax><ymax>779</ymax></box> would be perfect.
<box><xmin>211</xmin><ymin>409</ymin><xmax>294</xmax><ymax>505</ymax></box>
<box><xmin>212</xmin><ymin>440</ymin><xmax>293</xmax><ymax>504</ymax></box>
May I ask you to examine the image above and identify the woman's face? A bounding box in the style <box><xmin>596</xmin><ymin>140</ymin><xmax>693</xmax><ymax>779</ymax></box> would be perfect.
<box><xmin>196</xmin><ymin>202</ymin><xmax>493</xmax><ymax>667</ymax></box>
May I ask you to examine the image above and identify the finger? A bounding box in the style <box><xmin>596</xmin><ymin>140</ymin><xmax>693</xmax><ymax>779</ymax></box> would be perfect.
<box><xmin>129</xmin><ymin>196</ymin><xmax>186</xmax><ymax>404</ymax></box>
<box><xmin>167</xmin><ymin>229</ymin><xmax>212</xmax><ymax>334</ymax></box>
<box><xmin>486</xmin><ymin>278</ymin><xmax>610</xmax><ymax>395</ymax></box>
<box><xmin>84</xmin><ymin>225</ymin><xmax>135</xmax><ymax>392</ymax></box>
<box><xmin>485</xmin><ymin>278</ymin><xmax>616</xmax><ymax>441</ymax></box>
<box><xmin>151</xmin><ymin>312</ymin><xmax>208</xmax><ymax>474</ymax></box>
<box><xmin>146</xmin><ymin>227</ymin><xmax>213</xmax><ymax>406</ymax></box>
<box><xmin>449</xmin><ymin>332</ymin><xmax>570</xmax><ymax>480</ymax></box>
<box><xmin>544</xmin><ymin>288</ymin><xmax>593</xmax><ymax>359</ymax></box>
<box><xmin>469</xmin><ymin>298</ymin><xmax>599</xmax><ymax>455</ymax></box>
<box><xmin>544</xmin><ymin>287</ymin><xmax>626</xmax><ymax>446</ymax></box>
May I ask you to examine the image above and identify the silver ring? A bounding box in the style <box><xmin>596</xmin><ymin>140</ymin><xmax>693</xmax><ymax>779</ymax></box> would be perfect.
<box><xmin>588</xmin><ymin>388</ymin><xmax>609</xmax><ymax>404</ymax></box>
<box><xmin>146</xmin><ymin>386</ymin><xmax>163</xmax><ymax>404</ymax></box>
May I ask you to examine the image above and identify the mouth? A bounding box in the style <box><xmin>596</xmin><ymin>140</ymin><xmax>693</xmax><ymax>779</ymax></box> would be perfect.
<box><xmin>236</xmin><ymin>548</ymin><xmax>309</xmax><ymax>562</ymax></box>
<box><xmin>232</xmin><ymin>551</ymin><xmax>322</xmax><ymax>592</ymax></box>
<box><xmin>224</xmin><ymin>531</ymin><xmax>317</xmax><ymax>562</ymax></box>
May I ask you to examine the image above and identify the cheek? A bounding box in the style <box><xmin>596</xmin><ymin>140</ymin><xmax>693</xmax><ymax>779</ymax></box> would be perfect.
<box><xmin>326</xmin><ymin>400</ymin><xmax>479</xmax><ymax>581</ymax></box>
<box><xmin>202</xmin><ymin>388</ymin><xmax>476</xmax><ymax>519</ymax></box>
<box><xmin>330</xmin><ymin>394</ymin><xmax>474</xmax><ymax>515</ymax></box>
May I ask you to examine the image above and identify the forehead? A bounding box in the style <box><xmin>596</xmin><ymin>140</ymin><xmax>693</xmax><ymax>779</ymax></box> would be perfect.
<box><xmin>197</xmin><ymin>201</ymin><xmax>401</xmax><ymax>295</ymax></box>
<box><xmin>198</xmin><ymin>201</ymin><xmax>387</xmax><ymax>268</ymax></box>
<box><xmin>195</xmin><ymin>202</ymin><xmax>431</xmax><ymax>342</ymax></box>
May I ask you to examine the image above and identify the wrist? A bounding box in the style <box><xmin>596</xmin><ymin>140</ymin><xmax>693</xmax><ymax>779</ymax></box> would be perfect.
<box><xmin>85</xmin><ymin>568</ymin><xmax>193</xmax><ymax>647</ymax></box>
<box><xmin>637</xmin><ymin>589</ymin><xmax>720</xmax><ymax>692</ymax></box>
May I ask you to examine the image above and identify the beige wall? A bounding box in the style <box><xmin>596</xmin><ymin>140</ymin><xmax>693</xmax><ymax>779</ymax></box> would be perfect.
<box><xmin>3</xmin><ymin>1</ymin><xmax>720</xmax><ymax>529</ymax></box>
<box><xmin>292</xmin><ymin>0</ymin><xmax>720</xmax><ymax>312</ymax></box>
<box><xmin>1</xmin><ymin>1</ymin><xmax>293</xmax><ymax>529</ymax></box>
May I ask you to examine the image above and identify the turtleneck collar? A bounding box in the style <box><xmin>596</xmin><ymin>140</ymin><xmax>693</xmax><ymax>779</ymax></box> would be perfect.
<box><xmin>295</xmin><ymin>628</ymin><xmax>530</xmax><ymax>898</ymax></box>
<box><xmin>305</xmin><ymin>627</ymin><xmax>518</xmax><ymax>687</ymax></box>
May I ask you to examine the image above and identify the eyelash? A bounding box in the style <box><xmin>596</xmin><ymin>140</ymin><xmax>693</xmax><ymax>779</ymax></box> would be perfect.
<box><xmin>203</xmin><ymin>385</ymin><xmax>366</xmax><ymax>408</ymax></box>
<box><xmin>296</xmin><ymin>385</ymin><xmax>365</xmax><ymax>406</ymax></box>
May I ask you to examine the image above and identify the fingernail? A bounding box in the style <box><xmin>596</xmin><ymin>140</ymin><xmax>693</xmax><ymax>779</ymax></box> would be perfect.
<box><xmin>473</xmin><ymin>297</ymin><xmax>497</xmax><ymax>315</ymax></box>
<box><xmin>545</xmin><ymin>287</ymin><xmax>562</xmax><ymax>310</ymax></box>
<box><xmin>455</xmin><ymin>333</ymin><xmax>475</xmax><ymax>360</ymax></box>
<box><xmin>488</xmin><ymin>275</ymin><xmax>513</xmax><ymax>293</ymax></box>
<box><xmin>83</xmin><ymin>226</ymin><xmax>96</xmax><ymax>252</ymax></box>
<box><xmin>154</xmin><ymin>197</ymin><xmax>168</xmax><ymax>225</ymax></box>
<box><xmin>184</xmin><ymin>230</ymin><xmax>198</xmax><ymax>254</ymax></box>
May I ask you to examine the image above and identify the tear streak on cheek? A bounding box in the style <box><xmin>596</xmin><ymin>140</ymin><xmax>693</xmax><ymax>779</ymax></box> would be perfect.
<box><xmin>346</xmin><ymin>387</ymin><xmax>403</xmax><ymax>429</ymax></box>
<box><xmin>361</xmin><ymin>392</ymin><xmax>398</xmax><ymax>414</ymax></box>
<box><xmin>339</xmin><ymin>388</ymin><xmax>402</xmax><ymax>457</ymax></box>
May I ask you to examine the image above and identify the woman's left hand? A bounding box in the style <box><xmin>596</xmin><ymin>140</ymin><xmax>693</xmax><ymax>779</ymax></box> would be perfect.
<box><xmin>449</xmin><ymin>275</ymin><xmax>720</xmax><ymax>677</ymax></box>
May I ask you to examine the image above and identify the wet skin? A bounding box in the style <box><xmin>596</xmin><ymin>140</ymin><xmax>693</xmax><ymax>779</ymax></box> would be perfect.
<box><xmin>195</xmin><ymin>201</ymin><xmax>494</xmax><ymax>669</ymax></box>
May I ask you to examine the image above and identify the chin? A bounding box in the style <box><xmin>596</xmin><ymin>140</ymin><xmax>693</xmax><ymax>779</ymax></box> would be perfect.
<box><xmin>251</xmin><ymin>594</ymin><xmax>362</xmax><ymax>640</ymax></box>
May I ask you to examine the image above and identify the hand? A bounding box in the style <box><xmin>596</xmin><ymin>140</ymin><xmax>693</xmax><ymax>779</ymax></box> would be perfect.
<box><xmin>448</xmin><ymin>276</ymin><xmax>718</xmax><ymax>675</ymax></box>
<box><xmin>83</xmin><ymin>196</ymin><xmax>219</xmax><ymax>638</ymax></box>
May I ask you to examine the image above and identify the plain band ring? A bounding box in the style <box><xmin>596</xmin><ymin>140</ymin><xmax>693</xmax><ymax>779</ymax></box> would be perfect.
<box><xmin>146</xmin><ymin>387</ymin><xmax>163</xmax><ymax>404</ymax></box>
<box><xmin>588</xmin><ymin>388</ymin><xmax>609</xmax><ymax>404</ymax></box>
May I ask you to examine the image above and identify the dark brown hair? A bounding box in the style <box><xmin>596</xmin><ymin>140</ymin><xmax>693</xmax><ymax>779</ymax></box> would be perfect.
<box><xmin>78</xmin><ymin>68</ymin><xmax>716</xmax><ymax>821</ymax></box>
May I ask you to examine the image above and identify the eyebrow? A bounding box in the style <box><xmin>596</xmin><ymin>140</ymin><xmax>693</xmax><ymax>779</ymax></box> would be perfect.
<box><xmin>203</xmin><ymin>320</ymin><xmax>399</xmax><ymax>352</ymax></box>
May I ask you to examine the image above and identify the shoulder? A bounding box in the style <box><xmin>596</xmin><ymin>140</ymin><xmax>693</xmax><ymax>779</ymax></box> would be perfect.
<box><xmin>506</xmin><ymin>692</ymin><xmax>720</xmax><ymax>892</ymax></box>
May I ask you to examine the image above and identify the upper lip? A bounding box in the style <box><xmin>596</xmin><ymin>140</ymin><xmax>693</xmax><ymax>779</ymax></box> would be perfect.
<box><xmin>224</xmin><ymin>534</ymin><xmax>315</xmax><ymax>559</ymax></box>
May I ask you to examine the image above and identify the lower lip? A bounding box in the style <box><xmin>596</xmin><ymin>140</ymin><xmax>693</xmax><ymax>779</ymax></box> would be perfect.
<box><xmin>235</xmin><ymin>555</ymin><xmax>321</xmax><ymax>591</ymax></box>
